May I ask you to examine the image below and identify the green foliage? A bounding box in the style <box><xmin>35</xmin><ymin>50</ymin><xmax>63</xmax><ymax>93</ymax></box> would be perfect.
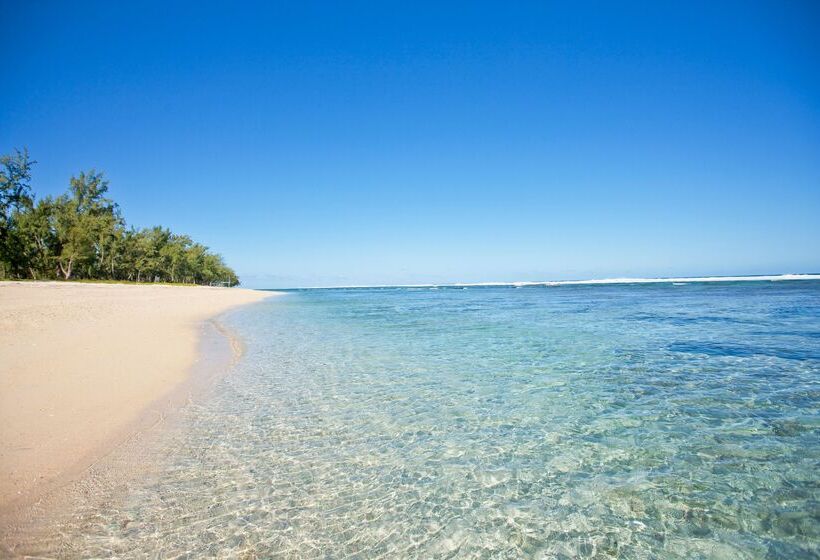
<box><xmin>0</xmin><ymin>148</ymin><xmax>36</xmax><ymax>277</ymax></box>
<box><xmin>0</xmin><ymin>149</ymin><xmax>240</xmax><ymax>286</ymax></box>
<box><xmin>0</xmin><ymin>148</ymin><xmax>34</xmax><ymax>219</ymax></box>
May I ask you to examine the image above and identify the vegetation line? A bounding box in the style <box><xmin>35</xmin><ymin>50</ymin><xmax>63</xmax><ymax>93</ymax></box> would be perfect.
<box><xmin>0</xmin><ymin>149</ymin><xmax>239</xmax><ymax>286</ymax></box>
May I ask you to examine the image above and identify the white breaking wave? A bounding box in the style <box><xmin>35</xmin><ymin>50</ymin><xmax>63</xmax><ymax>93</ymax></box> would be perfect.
<box><xmin>297</xmin><ymin>274</ymin><xmax>820</xmax><ymax>290</ymax></box>
<box><xmin>497</xmin><ymin>273</ymin><xmax>820</xmax><ymax>288</ymax></box>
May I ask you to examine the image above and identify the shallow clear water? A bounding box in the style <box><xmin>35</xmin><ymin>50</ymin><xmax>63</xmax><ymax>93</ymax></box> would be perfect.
<box><xmin>66</xmin><ymin>282</ymin><xmax>819</xmax><ymax>558</ymax></box>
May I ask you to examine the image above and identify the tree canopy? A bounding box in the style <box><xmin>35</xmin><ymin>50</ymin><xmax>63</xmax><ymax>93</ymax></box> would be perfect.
<box><xmin>0</xmin><ymin>150</ymin><xmax>240</xmax><ymax>286</ymax></box>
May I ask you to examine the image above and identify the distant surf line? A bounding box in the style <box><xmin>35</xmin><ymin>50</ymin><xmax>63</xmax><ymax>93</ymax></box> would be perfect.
<box><xmin>290</xmin><ymin>273</ymin><xmax>820</xmax><ymax>290</ymax></box>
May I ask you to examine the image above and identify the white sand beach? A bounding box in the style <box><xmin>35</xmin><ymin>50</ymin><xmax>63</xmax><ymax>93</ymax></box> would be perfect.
<box><xmin>0</xmin><ymin>282</ymin><xmax>274</xmax><ymax>513</ymax></box>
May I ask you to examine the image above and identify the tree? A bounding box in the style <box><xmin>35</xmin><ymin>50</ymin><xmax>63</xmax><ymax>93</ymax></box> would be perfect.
<box><xmin>160</xmin><ymin>233</ymin><xmax>193</xmax><ymax>283</ymax></box>
<box><xmin>52</xmin><ymin>171</ymin><xmax>121</xmax><ymax>280</ymax></box>
<box><xmin>14</xmin><ymin>197</ymin><xmax>57</xmax><ymax>279</ymax></box>
<box><xmin>0</xmin><ymin>148</ymin><xmax>34</xmax><ymax>221</ymax></box>
<box><xmin>0</xmin><ymin>149</ymin><xmax>35</xmax><ymax>277</ymax></box>
<box><xmin>0</xmin><ymin>150</ymin><xmax>241</xmax><ymax>285</ymax></box>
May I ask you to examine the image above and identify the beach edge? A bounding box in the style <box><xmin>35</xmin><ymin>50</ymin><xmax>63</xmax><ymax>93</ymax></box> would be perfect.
<box><xmin>0</xmin><ymin>282</ymin><xmax>279</xmax><ymax>551</ymax></box>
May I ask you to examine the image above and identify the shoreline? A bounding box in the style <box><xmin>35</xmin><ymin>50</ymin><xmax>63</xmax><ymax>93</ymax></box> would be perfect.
<box><xmin>0</xmin><ymin>281</ymin><xmax>277</xmax><ymax>544</ymax></box>
<box><xmin>1</xmin><ymin>316</ymin><xmax>250</xmax><ymax>555</ymax></box>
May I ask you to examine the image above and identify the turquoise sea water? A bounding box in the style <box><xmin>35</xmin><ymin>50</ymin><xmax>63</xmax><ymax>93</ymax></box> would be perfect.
<box><xmin>63</xmin><ymin>281</ymin><xmax>819</xmax><ymax>558</ymax></box>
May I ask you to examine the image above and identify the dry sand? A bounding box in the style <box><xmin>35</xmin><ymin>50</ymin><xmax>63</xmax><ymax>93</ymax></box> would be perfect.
<box><xmin>0</xmin><ymin>281</ymin><xmax>274</xmax><ymax>514</ymax></box>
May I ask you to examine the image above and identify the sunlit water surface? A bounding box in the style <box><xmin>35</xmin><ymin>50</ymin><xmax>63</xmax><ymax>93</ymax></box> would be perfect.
<box><xmin>58</xmin><ymin>282</ymin><xmax>819</xmax><ymax>558</ymax></box>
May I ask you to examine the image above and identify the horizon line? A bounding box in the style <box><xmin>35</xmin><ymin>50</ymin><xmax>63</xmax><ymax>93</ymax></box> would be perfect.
<box><xmin>263</xmin><ymin>273</ymin><xmax>820</xmax><ymax>290</ymax></box>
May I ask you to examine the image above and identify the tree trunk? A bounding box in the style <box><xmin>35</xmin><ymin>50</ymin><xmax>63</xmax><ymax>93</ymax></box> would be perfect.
<box><xmin>58</xmin><ymin>258</ymin><xmax>73</xmax><ymax>280</ymax></box>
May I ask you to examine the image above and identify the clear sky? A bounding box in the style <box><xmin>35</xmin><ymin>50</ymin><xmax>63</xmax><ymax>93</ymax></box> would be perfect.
<box><xmin>2</xmin><ymin>1</ymin><xmax>819</xmax><ymax>288</ymax></box>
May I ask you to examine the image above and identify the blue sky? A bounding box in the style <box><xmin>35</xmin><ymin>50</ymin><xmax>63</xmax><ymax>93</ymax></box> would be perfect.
<box><xmin>2</xmin><ymin>1</ymin><xmax>819</xmax><ymax>288</ymax></box>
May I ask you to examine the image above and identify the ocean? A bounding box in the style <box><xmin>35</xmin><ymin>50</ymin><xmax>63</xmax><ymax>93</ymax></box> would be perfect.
<box><xmin>56</xmin><ymin>280</ymin><xmax>820</xmax><ymax>558</ymax></box>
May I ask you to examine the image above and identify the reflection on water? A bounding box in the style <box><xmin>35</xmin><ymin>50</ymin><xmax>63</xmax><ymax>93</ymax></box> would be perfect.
<box><xmin>47</xmin><ymin>282</ymin><xmax>820</xmax><ymax>558</ymax></box>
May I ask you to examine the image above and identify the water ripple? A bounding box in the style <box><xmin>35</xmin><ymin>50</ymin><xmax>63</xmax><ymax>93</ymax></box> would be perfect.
<box><xmin>41</xmin><ymin>281</ymin><xmax>820</xmax><ymax>559</ymax></box>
